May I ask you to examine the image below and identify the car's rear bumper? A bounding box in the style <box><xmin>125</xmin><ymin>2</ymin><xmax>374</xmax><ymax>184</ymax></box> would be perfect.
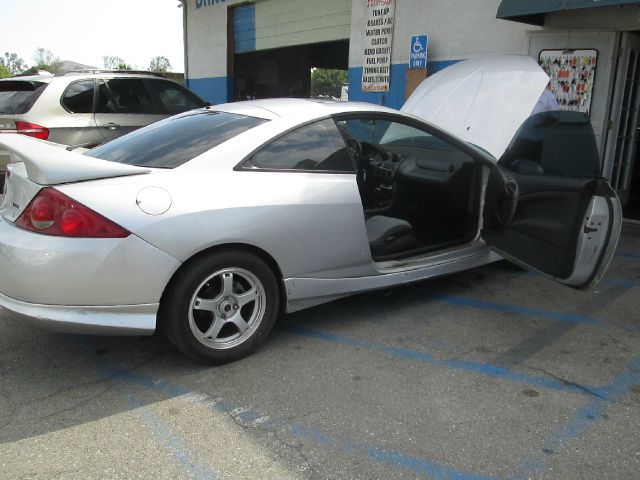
<box><xmin>0</xmin><ymin>291</ymin><xmax>157</xmax><ymax>335</ymax></box>
<box><xmin>0</xmin><ymin>216</ymin><xmax>181</xmax><ymax>306</ymax></box>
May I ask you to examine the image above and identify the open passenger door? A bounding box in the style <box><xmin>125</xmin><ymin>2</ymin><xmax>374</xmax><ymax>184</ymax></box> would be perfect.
<box><xmin>481</xmin><ymin>111</ymin><xmax>622</xmax><ymax>288</ymax></box>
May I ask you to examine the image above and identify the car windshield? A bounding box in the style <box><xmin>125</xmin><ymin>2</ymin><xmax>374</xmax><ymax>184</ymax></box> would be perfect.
<box><xmin>0</xmin><ymin>80</ymin><xmax>48</xmax><ymax>114</ymax></box>
<box><xmin>85</xmin><ymin>110</ymin><xmax>268</xmax><ymax>168</ymax></box>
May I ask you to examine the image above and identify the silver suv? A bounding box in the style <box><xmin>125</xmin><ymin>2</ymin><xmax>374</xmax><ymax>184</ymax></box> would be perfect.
<box><xmin>0</xmin><ymin>70</ymin><xmax>207</xmax><ymax>187</ymax></box>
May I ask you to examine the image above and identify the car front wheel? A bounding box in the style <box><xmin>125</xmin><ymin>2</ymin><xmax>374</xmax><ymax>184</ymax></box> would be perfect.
<box><xmin>161</xmin><ymin>250</ymin><xmax>280</xmax><ymax>363</ymax></box>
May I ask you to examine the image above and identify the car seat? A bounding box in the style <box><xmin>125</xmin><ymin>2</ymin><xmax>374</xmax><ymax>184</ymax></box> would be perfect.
<box><xmin>366</xmin><ymin>215</ymin><xmax>419</xmax><ymax>258</ymax></box>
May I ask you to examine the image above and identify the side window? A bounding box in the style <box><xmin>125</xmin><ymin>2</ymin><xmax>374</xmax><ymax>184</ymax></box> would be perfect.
<box><xmin>61</xmin><ymin>80</ymin><xmax>95</xmax><ymax>113</ymax></box>
<box><xmin>101</xmin><ymin>78</ymin><xmax>156</xmax><ymax>114</ymax></box>
<box><xmin>96</xmin><ymin>80</ymin><xmax>116</xmax><ymax>113</ymax></box>
<box><xmin>244</xmin><ymin>119</ymin><xmax>354</xmax><ymax>172</ymax></box>
<box><xmin>500</xmin><ymin>111</ymin><xmax>600</xmax><ymax>177</ymax></box>
<box><xmin>337</xmin><ymin>117</ymin><xmax>462</xmax><ymax>152</ymax></box>
<box><xmin>145</xmin><ymin>79</ymin><xmax>205</xmax><ymax>114</ymax></box>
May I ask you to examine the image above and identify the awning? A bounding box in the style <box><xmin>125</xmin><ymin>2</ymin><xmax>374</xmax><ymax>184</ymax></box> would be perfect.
<box><xmin>497</xmin><ymin>0</ymin><xmax>640</xmax><ymax>25</ymax></box>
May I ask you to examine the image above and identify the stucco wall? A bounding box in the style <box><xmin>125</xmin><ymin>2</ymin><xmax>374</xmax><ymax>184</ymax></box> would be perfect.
<box><xmin>184</xmin><ymin>0</ymin><xmax>352</xmax><ymax>103</ymax></box>
<box><xmin>544</xmin><ymin>4</ymin><xmax>640</xmax><ymax>30</ymax></box>
<box><xmin>184</xmin><ymin>0</ymin><xmax>245</xmax><ymax>103</ymax></box>
<box><xmin>348</xmin><ymin>0</ymin><xmax>540</xmax><ymax>108</ymax></box>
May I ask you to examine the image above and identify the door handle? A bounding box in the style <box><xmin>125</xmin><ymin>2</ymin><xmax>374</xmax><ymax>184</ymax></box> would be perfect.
<box><xmin>102</xmin><ymin>123</ymin><xmax>120</xmax><ymax>130</ymax></box>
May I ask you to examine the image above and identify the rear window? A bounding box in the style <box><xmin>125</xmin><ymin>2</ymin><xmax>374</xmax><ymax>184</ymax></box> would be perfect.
<box><xmin>0</xmin><ymin>81</ymin><xmax>48</xmax><ymax>114</ymax></box>
<box><xmin>85</xmin><ymin>110</ymin><xmax>267</xmax><ymax>168</ymax></box>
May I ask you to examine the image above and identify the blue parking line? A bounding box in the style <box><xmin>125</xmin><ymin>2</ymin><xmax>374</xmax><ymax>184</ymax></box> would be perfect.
<box><xmin>286</xmin><ymin>324</ymin><xmax>605</xmax><ymax>397</ymax></box>
<box><xmin>600</xmin><ymin>277</ymin><xmax>640</xmax><ymax>288</ymax></box>
<box><xmin>72</xmin><ymin>338</ymin><xmax>220</xmax><ymax>479</ymax></box>
<box><xmin>73</xmin><ymin>338</ymin><xmax>496</xmax><ymax>480</ymax></box>
<box><xmin>128</xmin><ymin>392</ymin><xmax>218</xmax><ymax>480</ymax></box>
<box><xmin>524</xmin><ymin>270</ymin><xmax>640</xmax><ymax>288</ymax></box>
<box><xmin>289</xmin><ymin>422</ymin><xmax>496</xmax><ymax>480</ymax></box>
<box><xmin>516</xmin><ymin>357</ymin><xmax>640</xmax><ymax>477</ymax></box>
<box><xmin>427</xmin><ymin>295</ymin><xmax>601</xmax><ymax>326</ymax></box>
<box><xmin>615</xmin><ymin>250</ymin><xmax>640</xmax><ymax>260</ymax></box>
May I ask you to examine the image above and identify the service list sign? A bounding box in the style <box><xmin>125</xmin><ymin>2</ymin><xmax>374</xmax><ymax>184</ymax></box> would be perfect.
<box><xmin>361</xmin><ymin>0</ymin><xmax>396</xmax><ymax>93</ymax></box>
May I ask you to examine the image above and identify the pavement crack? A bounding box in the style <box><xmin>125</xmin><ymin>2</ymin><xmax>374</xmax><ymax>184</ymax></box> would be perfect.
<box><xmin>32</xmin><ymin>386</ymin><xmax>112</xmax><ymax>423</ymax></box>
<box><xmin>522</xmin><ymin>364</ymin><xmax>610</xmax><ymax>401</ymax></box>
<box><xmin>272</xmin><ymin>427</ymin><xmax>318</xmax><ymax>479</ymax></box>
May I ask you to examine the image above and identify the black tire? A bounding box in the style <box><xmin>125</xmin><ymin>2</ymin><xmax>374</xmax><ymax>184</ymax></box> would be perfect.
<box><xmin>160</xmin><ymin>249</ymin><xmax>280</xmax><ymax>364</ymax></box>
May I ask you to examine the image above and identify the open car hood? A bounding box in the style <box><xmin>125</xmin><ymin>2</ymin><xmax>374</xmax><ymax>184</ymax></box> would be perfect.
<box><xmin>0</xmin><ymin>135</ymin><xmax>149</xmax><ymax>185</ymax></box>
<box><xmin>402</xmin><ymin>55</ymin><xmax>549</xmax><ymax>160</ymax></box>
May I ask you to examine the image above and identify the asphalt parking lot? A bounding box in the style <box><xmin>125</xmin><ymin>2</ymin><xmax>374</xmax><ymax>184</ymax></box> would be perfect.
<box><xmin>1</xmin><ymin>225</ymin><xmax>639</xmax><ymax>480</ymax></box>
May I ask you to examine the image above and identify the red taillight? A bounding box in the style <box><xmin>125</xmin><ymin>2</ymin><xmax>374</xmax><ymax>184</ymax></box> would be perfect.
<box><xmin>15</xmin><ymin>121</ymin><xmax>49</xmax><ymax>140</ymax></box>
<box><xmin>15</xmin><ymin>188</ymin><xmax>130</xmax><ymax>238</ymax></box>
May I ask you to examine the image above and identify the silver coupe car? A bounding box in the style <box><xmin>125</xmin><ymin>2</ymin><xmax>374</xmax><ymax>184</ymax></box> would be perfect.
<box><xmin>0</xmin><ymin>56</ymin><xmax>622</xmax><ymax>363</ymax></box>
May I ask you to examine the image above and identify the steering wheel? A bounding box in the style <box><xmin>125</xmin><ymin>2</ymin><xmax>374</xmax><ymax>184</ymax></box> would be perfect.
<box><xmin>495</xmin><ymin>170</ymin><xmax>519</xmax><ymax>225</ymax></box>
<box><xmin>345</xmin><ymin>137</ymin><xmax>362</xmax><ymax>161</ymax></box>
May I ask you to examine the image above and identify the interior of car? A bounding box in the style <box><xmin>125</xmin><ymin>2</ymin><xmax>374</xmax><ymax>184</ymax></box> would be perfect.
<box><xmin>336</xmin><ymin>116</ymin><xmax>482</xmax><ymax>261</ymax></box>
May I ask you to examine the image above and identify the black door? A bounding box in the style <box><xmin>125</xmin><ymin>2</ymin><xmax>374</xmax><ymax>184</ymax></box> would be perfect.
<box><xmin>482</xmin><ymin>111</ymin><xmax>622</xmax><ymax>288</ymax></box>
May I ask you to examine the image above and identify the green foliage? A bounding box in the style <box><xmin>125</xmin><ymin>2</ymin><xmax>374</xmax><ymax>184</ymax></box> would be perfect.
<box><xmin>311</xmin><ymin>68</ymin><xmax>347</xmax><ymax>98</ymax></box>
<box><xmin>149</xmin><ymin>56</ymin><xmax>171</xmax><ymax>73</ymax></box>
<box><xmin>33</xmin><ymin>48</ymin><xmax>61</xmax><ymax>73</ymax></box>
<box><xmin>103</xmin><ymin>55</ymin><xmax>125</xmax><ymax>69</ymax></box>
<box><xmin>0</xmin><ymin>64</ymin><xmax>10</xmax><ymax>79</ymax></box>
<box><xmin>1</xmin><ymin>52</ymin><xmax>27</xmax><ymax>75</ymax></box>
<box><xmin>103</xmin><ymin>55</ymin><xmax>133</xmax><ymax>71</ymax></box>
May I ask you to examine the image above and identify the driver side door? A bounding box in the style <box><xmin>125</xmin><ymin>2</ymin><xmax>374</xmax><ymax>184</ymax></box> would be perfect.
<box><xmin>482</xmin><ymin>111</ymin><xmax>622</xmax><ymax>288</ymax></box>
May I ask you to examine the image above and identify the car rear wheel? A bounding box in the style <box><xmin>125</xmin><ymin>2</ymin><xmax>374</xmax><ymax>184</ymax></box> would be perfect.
<box><xmin>161</xmin><ymin>250</ymin><xmax>280</xmax><ymax>363</ymax></box>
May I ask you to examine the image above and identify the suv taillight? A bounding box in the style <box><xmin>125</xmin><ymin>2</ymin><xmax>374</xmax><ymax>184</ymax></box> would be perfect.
<box><xmin>15</xmin><ymin>188</ymin><xmax>130</xmax><ymax>238</ymax></box>
<box><xmin>15</xmin><ymin>121</ymin><xmax>49</xmax><ymax>140</ymax></box>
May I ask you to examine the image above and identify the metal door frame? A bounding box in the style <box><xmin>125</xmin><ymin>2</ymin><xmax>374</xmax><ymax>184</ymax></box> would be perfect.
<box><xmin>603</xmin><ymin>32</ymin><xmax>640</xmax><ymax>208</ymax></box>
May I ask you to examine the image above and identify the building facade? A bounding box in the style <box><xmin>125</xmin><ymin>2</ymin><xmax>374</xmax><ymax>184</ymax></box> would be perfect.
<box><xmin>181</xmin><ymin>0</ymin><xmax>640</xmax><ymax>220</ymax></box>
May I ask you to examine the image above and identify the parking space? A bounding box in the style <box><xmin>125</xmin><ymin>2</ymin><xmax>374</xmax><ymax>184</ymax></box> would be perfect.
<box><xmin>1</xmin><ymin>226</ymin><xmax>639</xmax><ymax>479</ymax></box>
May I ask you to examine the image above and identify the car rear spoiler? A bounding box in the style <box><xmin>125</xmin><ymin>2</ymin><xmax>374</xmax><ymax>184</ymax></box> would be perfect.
<box><xmin>0</xmin><ymin>135</ymin><xmax>149</xmax><ymax>185</ymax></box>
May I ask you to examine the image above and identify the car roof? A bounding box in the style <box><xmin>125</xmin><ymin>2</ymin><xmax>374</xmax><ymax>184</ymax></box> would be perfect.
<box><xmin>212</xmin><ymin>98</ymin><xmax>401</xmax><ymax>121</ymax></box>
<box><xmin>0</xmin><ymin>70</ymin><xmax>170</xmax><ymax>85</ymax></box>
<box><xmin>0</xmin><ymin>72</ymin><xmax>55</xmax><ymax>83</ymax></box>
<box><xmin>56</xmin><ymin>69</ymin><xmax>167</xmax><ymax>79</ymax></box>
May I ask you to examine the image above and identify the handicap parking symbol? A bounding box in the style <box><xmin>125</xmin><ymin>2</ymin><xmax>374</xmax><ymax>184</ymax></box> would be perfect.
<box><xmin>409</xmin><ymin>35</ymin><xmax>428</xmax><ymax>69</ymax></box>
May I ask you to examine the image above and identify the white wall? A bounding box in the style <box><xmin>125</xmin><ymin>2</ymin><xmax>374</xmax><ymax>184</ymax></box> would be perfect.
<box><xmin>185</xmin><ymin>0</ymin><xmax>246</xmax><ymax>80</ymax></box>
<box><xmin>545</xmin><ymin>4</ymin><xmax>640</xmax><ymax>31</ymax></box>
<box><xmin>348</xmin><ymin>0</ymin><xmax>540</xmax><ymax>69</ymax></box>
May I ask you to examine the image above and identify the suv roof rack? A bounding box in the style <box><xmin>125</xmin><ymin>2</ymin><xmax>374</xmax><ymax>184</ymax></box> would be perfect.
<box><xmin>54</xmin><ymin>69</ymin><xmax>166</xmax><ymax>77</ymax></box>
<box><xmin>12</xmin><ymin>71</ymin><xmax>55</xmax><ymax>78</ymax></box>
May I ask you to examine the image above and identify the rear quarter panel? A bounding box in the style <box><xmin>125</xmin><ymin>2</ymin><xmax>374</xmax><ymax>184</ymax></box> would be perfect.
<box><xmin>60</xmin><ymin>168</ymin><xmax>377</xmax><ymax>281</ymax></box>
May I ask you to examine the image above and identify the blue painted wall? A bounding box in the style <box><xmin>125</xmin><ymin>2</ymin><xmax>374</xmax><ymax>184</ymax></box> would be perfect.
<box><xmin>186</xmin><ymin>59</ymin><xmax>461</xmax><ymax>108</ymax></box>
<box><xmin>348</xmin><ymin>60</ymin><xmax>461</xmax><ymax>109</ymax></box>
<box><xmin>186</xmin><ymin>76</ymin><xmax>232</xmax><ymax>105</ymax></box>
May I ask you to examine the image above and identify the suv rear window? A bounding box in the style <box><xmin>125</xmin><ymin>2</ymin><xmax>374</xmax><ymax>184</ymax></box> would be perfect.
<box><xmin>85</xmin><ymin>110</ymin><xmax>267</xmax><ymax>168</ymax></box>
<box><xmin>0</xmin><ymin>81</ymin><xmax>48</xmax><ymax>114</ymax></box>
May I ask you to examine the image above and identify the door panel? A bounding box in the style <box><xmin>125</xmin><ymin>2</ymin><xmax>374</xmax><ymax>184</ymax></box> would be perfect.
<box><xmin>484</xmin><ymin>172</ymin><xmax>607</xmax><ymax>280</ymax></box>
<box><xmin>483</xmin><ymin>111</ymin><xmax>622</xmax><ymax>288</ymax></box>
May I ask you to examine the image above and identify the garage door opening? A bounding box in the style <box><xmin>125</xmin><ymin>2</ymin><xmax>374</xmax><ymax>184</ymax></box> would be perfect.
<box><xmin>232</xmin><ymin>40</ymin><xmax>349</xmax><ymax>101</ymax></box>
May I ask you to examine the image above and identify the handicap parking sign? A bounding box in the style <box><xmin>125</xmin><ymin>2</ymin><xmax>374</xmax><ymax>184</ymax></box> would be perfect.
<box><xmin>409</xmin><ymin>35</ymin><xmax>428</xmax><ymax>69</ymax></box>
